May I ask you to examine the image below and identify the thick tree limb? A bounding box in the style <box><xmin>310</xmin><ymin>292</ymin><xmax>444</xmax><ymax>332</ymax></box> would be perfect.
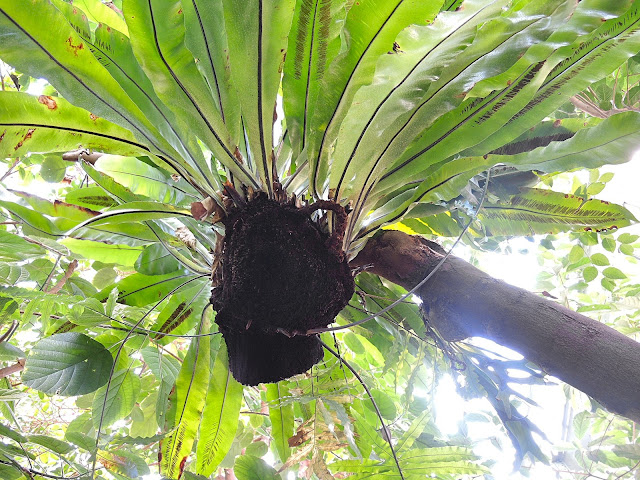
<box><xmin>351</xmin><ymin>230</ymin><xmax>640</xmax><ymax>423</ymax></box>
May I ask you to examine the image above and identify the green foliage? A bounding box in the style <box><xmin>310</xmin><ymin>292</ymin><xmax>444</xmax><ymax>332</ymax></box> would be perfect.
<box><xmin>0</xmin><ymin>0</ymin><xmax>639</xmax><ymax>479</ymax></box>
<box><xmin>22</xmin><ymin>332</ymin><xmax>114</xmax><ymax>396</ymax></box>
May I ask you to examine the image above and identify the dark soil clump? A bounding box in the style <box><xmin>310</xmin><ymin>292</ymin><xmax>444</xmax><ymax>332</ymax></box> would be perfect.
<box><xmin>212</xmin><ymin>194</ymin><xmax>354</xmax><ymax>385</ymax></box>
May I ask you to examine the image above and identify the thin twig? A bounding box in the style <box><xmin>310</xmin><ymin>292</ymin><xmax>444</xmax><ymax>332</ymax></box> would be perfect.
<box><xmin>0</xmin><ymin>158</ymin><xmax>20</xmax><ymax>182</ymax></box>
<box><xmin>40</xmin><ymin>254</ymin><xmax>62</xmax><ymax>292</ymax></box>
<box><xmin>0</xmin><ymin>458</ymin><xmax>87</xmax><ymax>479</ymax></box>
<box><xmin>614</xmin><ymin>458</ymin><xmax>640</xmax><ymax>479</ymax></box>
<box><xmin>0</xmin><ymin>320</ymin><xmax>18</xmax><ymax>343</ymax></box>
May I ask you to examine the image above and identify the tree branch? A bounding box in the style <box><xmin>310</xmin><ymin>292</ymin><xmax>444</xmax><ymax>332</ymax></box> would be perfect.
<box><xmin>0</xmin><ymin>359</ymin><xmax>25</xmax><ymax>379</ymax></box>
<box><xmin>352</xmin><ymin>230</ymin><xmax>640</xmax><ymax>423</ymax></box>
<box><xmin>45</xmin><ymin>260</ymin><xmax>78</xmax><ymax>294</ymax></box>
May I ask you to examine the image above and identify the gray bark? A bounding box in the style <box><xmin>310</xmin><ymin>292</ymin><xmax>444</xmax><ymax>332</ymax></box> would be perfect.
<box><xmin>352</xmin><ymin>230</ymin><xmax>640</xmax><ymax>423</ymax></box>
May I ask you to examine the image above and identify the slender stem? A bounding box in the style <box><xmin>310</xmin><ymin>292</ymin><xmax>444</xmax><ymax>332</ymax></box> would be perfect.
<box><xmin>0</xmin><ymin>158</ymin><xmax>20</xmax><ymax>182</ymax></box>
<box><xmin>320</xmin><ymin>340</ymin><xmax>405</xmax><ymax>480</ymax></box>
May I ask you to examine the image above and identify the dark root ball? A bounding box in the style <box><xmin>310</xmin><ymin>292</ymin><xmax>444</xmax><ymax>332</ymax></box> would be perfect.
<box><xmin>212</xmin><ymin>194</ymin><xmax>354</xmax><ymax>385</ymax></box>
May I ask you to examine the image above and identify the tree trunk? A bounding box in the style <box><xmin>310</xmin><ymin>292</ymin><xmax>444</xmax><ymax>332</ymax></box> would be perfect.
<box><xmin>351</xmin><ymin>230</ymin><xmax>640</xmax><ymax>423</ymax></box>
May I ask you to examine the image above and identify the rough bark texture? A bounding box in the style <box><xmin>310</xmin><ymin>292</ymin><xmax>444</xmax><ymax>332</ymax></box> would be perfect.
<box><xmin>352</xmin><ymin>230</ymin><xmax>640</xmax><ymax>423</ymax></box>
<box><xmin>212</xmin><ymin>195</ymin><xmax>354</xmax><ymax>385</ymax></box>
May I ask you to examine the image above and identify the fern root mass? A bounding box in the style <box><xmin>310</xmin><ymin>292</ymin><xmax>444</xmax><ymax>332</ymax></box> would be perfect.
<box><xmin>211</xmin><ymin>194</ymin><xmax>354</xmax><ymax>385</ymax></box>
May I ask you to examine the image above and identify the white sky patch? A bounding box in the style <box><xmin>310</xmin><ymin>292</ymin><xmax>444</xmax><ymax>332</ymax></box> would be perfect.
<box><xmin>477</xmin><ymin>238</ymin><xmax>541</xmax><ymax>292</ymax></box>
<box><xmin>263</xmin><ymin>450</ymin><xmax>276</xmax><ymax>466</ymax></box>
<box><xmin>142</xmin><ymin>474</ymin><xmax>162</xmax><ymax>480</ymax></box>
<box><xmin>25</xmin><ymin>78</ymin><xmax>47</xmax><ymax>96</ymax></box>
<box><xmin>433</xmin><ymin>375</ymin><xmax>464</xmax><ymax>436</ymax></box>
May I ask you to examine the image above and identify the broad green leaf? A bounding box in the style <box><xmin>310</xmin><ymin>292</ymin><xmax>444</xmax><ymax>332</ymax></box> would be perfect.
<box><xmin>603</xmin><ymin>267</ymin><xmax>626</xmax><ymax>279</ymax></box>
<box><xmin>67</xmin><ymin>0</ymin><xmax>128</xmax><ymax>34</ymax></box>
<box><xmin>95</xmin><ymin>271</ymin><xmax>201</xmax><ymax>307</ymax></box>
<box><xmin>601</xmin><ymin>277</ymin><xmax>616</xmax><ymax>292</ymax></box>
<box><xmin>0</xmin><ymin>92</ymin><xmax>148</xmax><ymax>159</ymax></box>
<box><xmin>0</xmin><ymin>422</ymin><xmax>27</xmax><ymax>443</ymax></box>
<box><xmin>311</xmin><ymin>0</ymin><xmax>450</xmax><ymax>195</ymax></box>
<box><xmin>0</xmin><ymin>464</ymin><xmax>22</xmax><ymax>480</ymax></box>
<box><xmin>620</xmin><ymin>244</ymin><xmax>635</xmax><ymax>256</ymax></box>
<box><xmin>602</xmin><ymin>237</ymin><xmax>616</xmax><ymax>252</ymax></box>
<box><xmin>196</xmin><ymin>342</ymin><xmax>243</xmax><ymax>476</ymax></box>
<box><xmin>283</xmin><ymin>0</ymin><xmax>348</xmax><ymax>157</ymax></box>
<box><xmin>467</xmin><ymin>0</ymin><xmax>640</xmax><ymax>156</ymax></box>
<box><xmin>181</xmin><ymin>0</ymin><xmax>242</xmax><ymax>144</ymax></box>
<box><xmin>93</xmin><ymin>268</ymin><xmax>119</xmax><ymax>290</ymax></box>
<box><xmin>147</xmin><ymin>282</ymin><xmax>209</xmax><ymax>342</ymax></box>
<box><xmin>27</xmin><ymin>434</ymin><xmax>74</xmax><ymax>455</ymax></box>
<box><xmin>0</xmin><ymin>343</ymin><xmax>25</xmax><ymax>361</ymax></box>
<box><xmin>395</xmin><ymin>411</ymin><xmax>432</xmax><ymax>453</ymax></box>
<box><xmin>60</xmin><ymin>238</ymin><xmax>144</xmax><ymax>267</ymax></box>
<box><xmin>583</xmin><ymin>266</ymin><xmax>598</xmax><ymax>283</ymax></box>
<box><xmin>0</xmin><ymin>200</ymin><xmax>64</xmax><ymax>238</ymax></box>
<box><xmin>141</xmin><ymin>347</ymin><xmax>181</xmax><ymax>387</ymax></box>
<box><xmin>364</xmin><ymin>389</ymin><xmax>397</xmax><ymax>421</ymax></box>
<box><xmin>0</xmin><ymin>1</ymin><xmax>179</xmax><ymax>163</ymax></box>
<box><xmin>66</xmin><ymin>201</ymin><xmax>192</xmax><ymax>236</ymax></box>
<box><xmin>40</xmin><ymin>155</ymin><xmax>67</xmax><ymax>183</ymax></box>
<box><xmin>94</xmin><ymin>155</ymin><xmax>196</xmax><ymax>205</ymax></box>
<box><xmin>160</xmin><ymin>315</ymin><xmax>211</xmax><ymax>480</ymax></box>
<box><xmin>92</xmin><ymin>361</ymin><xmax>140</xmax><ymax>428</ymax></box>
<box><xmin>0</xmin><ymin>231</ymin><xmax>44</xmax><ymax>261</ymax></box>
<box><xmin>478</xmin><ymin>188</ymin><xmax>636</xmax><ymax>237</ymax></box>
<box><xmin>23</xmin><ymin>332</ymin><xmax>114</xmax><ymax>396</ymax></box>
<box><xmin>590</xmin><ymin>253</ymin><xmax>610</xmax><ymax>266</ymax></box>
<box><xmin>9</xmin><ymin>189</ymin><xmax>98</xmax><ymax>223</ymax></box>
<box><xmin>374</xmin><ymin>58</ymin><xmax>554</xmax><ymax>194</ymax></box>
<box><xmin>99</xmin><ymin>449</ymin><xmax>150</xmax><ymax>479</ymax></box>
<box><xmin>0</xmin><ymin>270</ymin><xmax>27</xmax><ymax>291</ymax></box>
<box><xmin>493</xmin><ymin>111</ymin><xmax>640</xmax><ymax>176</ymax></box>
<box><xmin>0</xmin><ymin>296</ymin><xmax>18</xmax><ymax>320</ymax></box>
<box><xmin>124</xmin><ymin>0</ymin><xmax>255</xmax><ymax>191</ymax></box>
<box><xmin>587</xmin><ymin>182</ymin><xmax>606</xmax><ymax>196</ymax></box>
<box><xmin>267</xmin><ymin>382</ymin><xmax>294</xmax><ymax>463</ymax></box>
<box><xmin>600</xmin><ymin>172</ymin><xmax>615</xmax><ymax>183</ymax></box>
<box><xmin>341</xmin><ymin>0</ymin><xmax>570</xmax><ymax>204</ymax></box>
<box><xmin>135</xmin><ymin>243</ymin><xmax>186</xmax><ymax>276</ymax></box>
<box><xmin>81</xmin><ymin>160</ymin><xmax>145</xmax><ymax>204</ymax></box>
<box><xmin>65</xmin><ymin>186</ymin><xmax>117</xmax><ymax>210</ymax></box>
<box><xmin>354</xmin><ymin>156</ymin><xmax>492</xmax><ymax>240</ymax></box>
<box><xmin>129</xmin><ymin>392</ymin><xmax>161</xmax><ymax>439</ymax></box>
<box><xmin>618</xmin><ymin>233</ymin><xmax>639</xmax><ymax>244</ymax></box>
<box><xmin>344</xmin><ymin>332</ymin><xmax>365</xmax><ymax>355</ymax></box>
<box><xmin>50</xmin><ymin>0</ymin><xmax>215</xmax><ymax>188</ymax></box>
<box><xmin>222</xmin><ymin>0</ymin><xmax>295</xmax><ymax>194</ymax></box>
<box><xmin>568</xmin><ymin>245</ymin><xmax>585</xmax><ymax>264</ymax></box>
<box><xmin>234</xmin><ymin>455</ymin><xmax>281</xmax><ymax>480</ymax></box>
<box><xmin>328</xmin><ymin>0</ymin><xmax>518</xmax><ymax>197</ymax></box>
<box><xmin>68</xmin><ymin>298</ymin><xmax>109</xmax><ymax>327</ymax></box>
